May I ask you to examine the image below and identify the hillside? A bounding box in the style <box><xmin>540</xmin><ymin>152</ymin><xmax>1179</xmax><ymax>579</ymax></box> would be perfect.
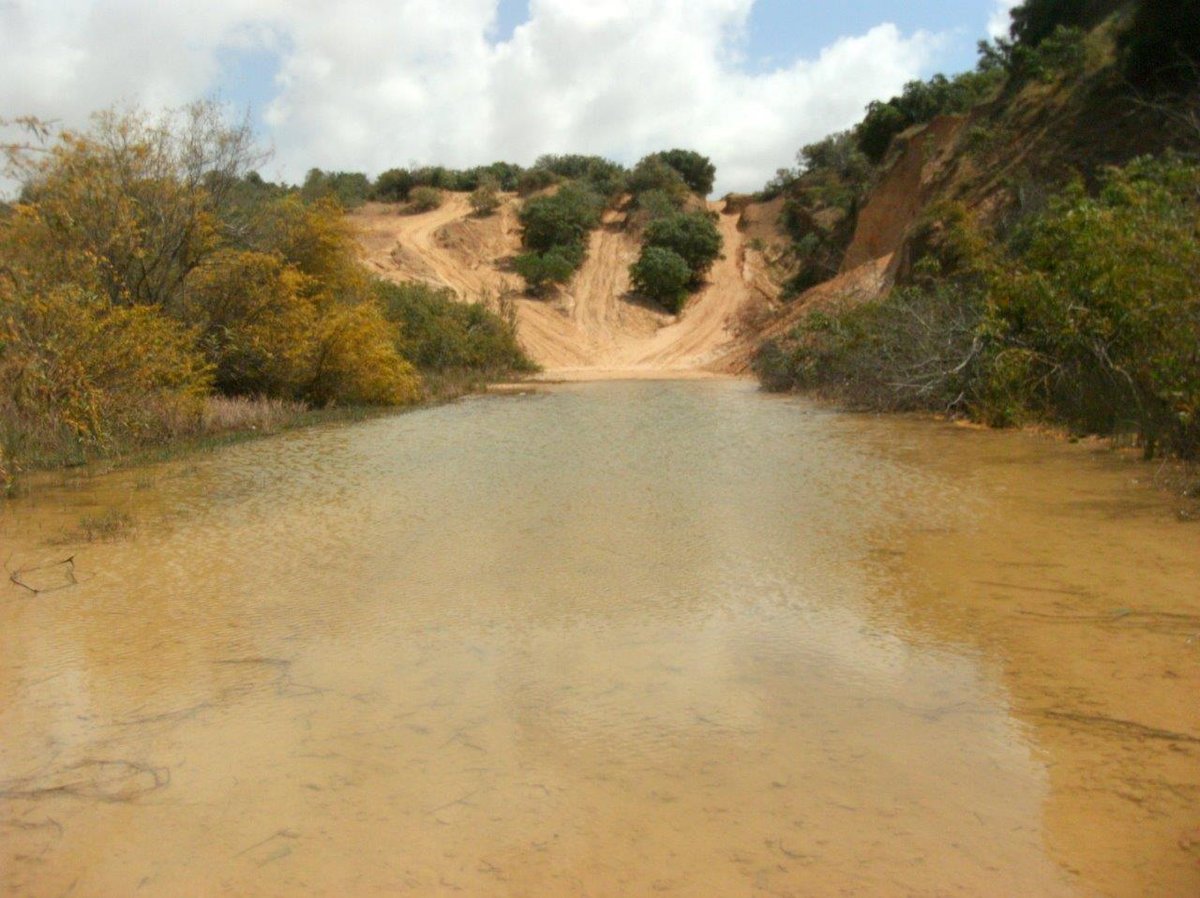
<box><xmin>352</xmin><ymin>193</ymin><xmax>780</xmax><ymax>379</ymax></box>
<box><xmin>740</xmin><ymin>2</ymin><xmax>1199</xmax><ymax>462</ymax></box>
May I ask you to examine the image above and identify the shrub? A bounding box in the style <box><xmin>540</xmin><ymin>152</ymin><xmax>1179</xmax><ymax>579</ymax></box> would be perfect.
<box><xmin>513</xmin><ymin>249</ymin><xmax>579</xmax><ymax>295</ymax></box>
<box><xmin>983</xmin><ymin>157</ymin><xmax>1200</xmax><ymax>456</ymax></box>
<box><xmin>532</xmin><ymin>155</ymin><xmax>626</xmax><ymax>197</ymax></box>
<box><xmin>755</xmin><ymin>156</ymin><xmax>1200</xmax><ymax>460</ymax></box>
<box><xmin>648</xmin><ymin>149</ymin><xmax>716</xmax><ymax>195</ymax></box>
<box><xmin>373</xmin><ymin>168</ymin><xmax>413</xmax><ymax>202</ymax></box>
<box><xmin>516</xmin><ymin>167</ymin><xmax>559</xmax><ymax>196</ymax></box>
<box><xmin>0</xmin><ymin>282</ymin><xmax>212</xmax><ymax>462</ymax></box>
<box><xmin>409</xmin><ymin>186</ymin><xmax>443</xmax><ymax>213</ymax></box>
<box><xmin>627</xmin><ymin>156</ymin><xmax>690</xmax><ymax>201</ymax></box>
<box><xmin>300</xmin><ymin>168</ymin><xmax>371</xmax><ymax>208</ymax></box>
<box><xmin>751</xmin><ymin>286</ymin><xmax>986</xmax><ymax>413</ymax></box>
<box><xmin>469</xmin><ymin>177</ymin><xmax>502</xmax><ymax>216</ymax></box>
<box><xmin>632</xmin><ymin>188</ymin><xmax>685</xmax><ymax>220</ymax></box>
<box><xmin>181</xmin><ymin>249</ymin><xmax>317</xmax><ymax>396</ymax></box>
<box><xmin>1009</xmin><ymin>25</ymin><xmax>1086</xmax><ymax>83</ymax></box>
<box><xmin>642</xmin><ymin>211</ymin><xmax>723</xmax><ymax>286</ymax></box>
<box><xmin>375</xmin><ymin>280</ymin><xmax>534</xmax><ymax>373</ymax></box>
<box><xmin>0</xmin><ymin>105</ymin><xmax>440</xmax><ymax>476</ymax></box>
<box><xmin>306</xmin><ymin>303</ymin><xmax>421</xmax><ymax>406</ymax></box>
<box><xmin>246</xmin><ymin>195</ymin><xmax>369</xmax><ymax>301</ymax></box>
<box><xmin>518</xmin><ymin>182</ymin><xmax>603</xmax><ymax>253</ymax></box>
<box><xmin>630</xmin><ymin>246</ymin><xmax>692</xmax><ymax>313</ymax></box>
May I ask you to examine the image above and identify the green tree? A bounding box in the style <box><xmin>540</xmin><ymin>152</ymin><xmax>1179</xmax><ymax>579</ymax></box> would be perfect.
<box><xmin>627</xmin><ymin>156</ymin><xmax>689</xmax><ymax>200</ymax></box>
<box><xmin>983</xmin><ymin>157</ymin><xmax>1200</xmax><ymax>457</ymax></box>
<box><xmin>373</xmin><ymin>168</ymin><xmax>413</xmax><ymax>201</ymax></box>
<box><xmin>650</xmin><ymin>149</ymin><xmax>716</xmax><ymax>195</ymax></box>
<box><xmin>518</xmin><ymin>183</ymin><xmax>603</xmax><ymax>253</ymax></box>
<box><xmin>1122</xmin><ymin>0</ymin><xmax>1200</xmax><ymax>85</ymax></box>
<box><xmin>630</xmin><ymin>246</ymin><xmax>692</xmax><ymax>313</ymax></box>
<box><xmin>643</xmin><ymin>211</ymin><xmax>723</xmax><ymax>286</ymax></box>
<box><xmin>301</xmin><ymin>169</ymin><xmax>371</xmax><ymax>208</ymax></box>
<box><xmin>513</xmin><ymin>248</ymin><xmax>579</xmax><ymax>295</ymax></box>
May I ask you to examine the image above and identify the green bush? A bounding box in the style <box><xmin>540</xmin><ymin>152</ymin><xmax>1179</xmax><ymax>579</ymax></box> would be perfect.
<box><xmin>374</xmin><ymin>280</ymin><xmax>534</xmax><ymax>374</ymax></box>
<box><xmin>531</xmin><ymin>155</ymin><xmax>626</xmax><ymax>197</ymax></box>
<box><xmin>630</xmin><ymin>246</ymin><xmax>692</xmax><ymax>313</ymax></box>
<box><xmin>1009</xmin><ymin>25</ymin><xmax>1086</xmax><ymax>83</ymax></box>
<box><xmin>373</xmin><ymin>168</ymin><xmax>413</xmax><ymax>202</ymax></box>
<box><xmin>645</xmin><ymin>149</ymin><xmax>716</xmax><ymax>195</ymax></box>
<box><xmin>983</xmin><ymin>156</ymin><xmax>1200</xmax><ymax>456</ymax></box>
<box><xmin>754</xmin><ymin>156</ymin><xmax>1200</xmax><ymax>460</ymax></box>
<box><xmin>301</xmin><ymin>169</ymin><xmax>371</xmax><ymax>208</ymax></box>
<box><xmin>519</xmin><ymin>183</ymin><xmax>603</xmax><ymax>252</ymax></box>
<box><xmin>627</xmin><ymin>156</ymin><xmax>690</xmax><ymax>201</ymax></box>
<box><xmin>409</xmin><ymin>186</ymin><xmax>443</xmax><ymax>212</ymax></box>
<box><xmin>642</xmin><ymin>211</ymin><xmax>723</xmax><ymax>286</ymax></box>
<box><xmin>469</xmin><ymin>177</ymin><xmax>502</xmax><ymax>216</ymax></box>
<box><xmin>633</xmin><ymin>188</ymin><xmax>685</xmax><ymax>220</ymax></box>
<box><xmin>516</xmin><ymin>167</ymin><xmax>559</xmax><ymax>196</ymax></box>
<box><xmin>513</xmin><ymin>248</ymin><xmax>579</xmax><ymax>295</ymax></box>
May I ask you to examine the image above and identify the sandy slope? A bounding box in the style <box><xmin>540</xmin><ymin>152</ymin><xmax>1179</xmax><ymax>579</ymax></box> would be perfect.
<box><xmin>351</xmin><ymin>194</ymin><xmax>771</xmax><ymax>379</ymax></box>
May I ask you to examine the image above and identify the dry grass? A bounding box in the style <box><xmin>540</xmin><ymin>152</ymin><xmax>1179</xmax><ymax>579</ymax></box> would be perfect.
<box><xmin>200</xmin><ymin>396</ymin><xmax>308</xmax><ymax>435</ymax></box>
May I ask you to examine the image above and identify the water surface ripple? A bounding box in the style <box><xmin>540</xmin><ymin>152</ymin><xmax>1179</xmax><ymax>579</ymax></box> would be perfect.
<box><xmin>1</xmin><ymin>381</ymin><xmax>1197</xmax><ymax>897</ymax></box>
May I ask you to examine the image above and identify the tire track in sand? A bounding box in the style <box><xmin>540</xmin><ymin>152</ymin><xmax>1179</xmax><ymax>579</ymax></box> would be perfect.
<box><xmin>352</xmin><ymin>196</ymin><xmax>768</xmax><ymax>379</ymax></box>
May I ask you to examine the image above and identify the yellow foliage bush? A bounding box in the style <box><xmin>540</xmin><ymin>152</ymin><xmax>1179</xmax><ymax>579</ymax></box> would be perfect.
<box><xmin>308</xmin><ymin>303</ymin><xmax>421</xmax><ymax>406</ymax></box>
<box><xmin>0</xmin><ymin>104</ymin><xmax>499</xmax><ymax>475</ymax></box>
<box><xmin>182</xmin><ymin>249</ymin><xmax>318</xmax><ymax>396</ymax></box>
<box><xmin>0</xmin><ymin>282</ymin><xmax>211</xmax><ymax>460</ymax></box>
<box><xmin>251</xmin><ymin>195</ymin><xmax>368</xmax><ymax>304</ymax></box>
<box><xmin>14</xmin><ymin>117</ymin><xmax>221</xmax><ymax>309</ymax></box>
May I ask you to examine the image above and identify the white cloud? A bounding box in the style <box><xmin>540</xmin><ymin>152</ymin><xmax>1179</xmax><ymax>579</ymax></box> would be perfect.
<box><xmin>987</xmin><ymin>0</ymin><xmax>1020</xmax><ymax>40</ymax></box>
<box><xmin>1</xmin><ymin>0</ymin><xmax>940</xmax><ymax>195</ymax></box>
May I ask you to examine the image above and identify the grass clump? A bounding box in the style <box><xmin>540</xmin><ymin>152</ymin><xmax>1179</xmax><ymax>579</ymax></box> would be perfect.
<box><xmin>77</xmin><ymin>509</ymin><xmax>135</xmax><ymax>542</ymax></box>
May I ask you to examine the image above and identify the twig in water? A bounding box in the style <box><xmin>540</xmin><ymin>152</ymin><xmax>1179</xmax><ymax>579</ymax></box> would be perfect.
<box><xmin>6</xmin><ymin>556</ymin><xmax>78</xmax><ymax>595</ymax></box>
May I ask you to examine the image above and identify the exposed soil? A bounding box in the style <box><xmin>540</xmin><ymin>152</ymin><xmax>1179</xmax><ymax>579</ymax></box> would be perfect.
<box><xmin>351</xmin><ymin>194</ymin><xmax>773</xmax><ymax>379</ymax></box>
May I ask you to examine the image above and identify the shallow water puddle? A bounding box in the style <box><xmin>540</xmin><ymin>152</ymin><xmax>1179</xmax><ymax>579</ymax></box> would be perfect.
<box><xmin>1</xmin><ymin>381</ymin><xmax>1197</xmax><ymax>897</ymax></box>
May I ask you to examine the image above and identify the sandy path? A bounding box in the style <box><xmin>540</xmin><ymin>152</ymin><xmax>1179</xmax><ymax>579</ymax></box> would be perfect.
<box><xmin>351</xmin><ymin>196</ymin><xmax>768</xmax><ymax>379</ymax></box>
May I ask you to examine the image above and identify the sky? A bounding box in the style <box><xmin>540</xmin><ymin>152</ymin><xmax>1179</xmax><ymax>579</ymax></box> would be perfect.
<box><xmin>0</xmin><ymin>0</ymin><xmax>1022</xmax><ymax>195</ymax></box>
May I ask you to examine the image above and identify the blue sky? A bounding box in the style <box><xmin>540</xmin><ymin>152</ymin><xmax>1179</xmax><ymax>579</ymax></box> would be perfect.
<box><xmin>739</xmin><ymin>0</ymin><xmax>1001</xmax><ymax>73</ymax></box>
<box><xmin>489</xmin><ymin>0</ymin><xmax>1002</xmax><ymax>73</ymax></box>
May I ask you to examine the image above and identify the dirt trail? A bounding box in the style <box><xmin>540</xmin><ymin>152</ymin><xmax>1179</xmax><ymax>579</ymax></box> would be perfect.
<box><xmin>352</xmin><ymin>195</ymin><xmax>769</xmax><ymax>379</ymax></box>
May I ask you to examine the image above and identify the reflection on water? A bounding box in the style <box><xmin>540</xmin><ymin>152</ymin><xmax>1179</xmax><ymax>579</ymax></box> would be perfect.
<box><xmin>1</xmin><ymin>380</ymin><xmax>1196</xmax><ymax>897</ymax></box>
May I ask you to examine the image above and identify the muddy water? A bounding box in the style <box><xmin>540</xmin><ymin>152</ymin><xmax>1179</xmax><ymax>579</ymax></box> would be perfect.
<box><xmin>1</xmin><ymin>381</ymin><xmax>1197</xmax><ymax>898</ymax></box>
